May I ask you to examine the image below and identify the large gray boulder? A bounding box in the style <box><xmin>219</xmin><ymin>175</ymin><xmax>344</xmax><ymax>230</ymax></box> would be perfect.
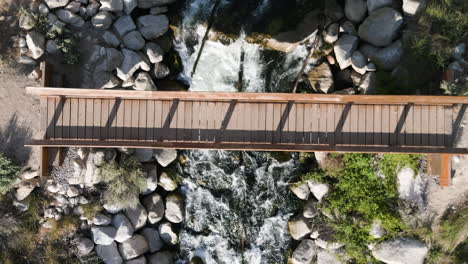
<box><xmin>123</xmin><ymin>31</ymin><xmax>146</xmax><ymax>51</ymax></box>
<box><xmin>358</xmin><ymin>7</ymin><xmax>403</xmax><ymax>47</ymax></box>
<box><xmin>142</xmin><ymin>193</ymin><xmax>165</xmax><ymax>224</ymax></box>
<box><xmin>307</xmin><ymin>62</ymin><xmax>334</xmax><ymax>94</ymax></box>
<box><xmin>369</xmin><ymin>40</ymin><xmax>403</xmax><ymax>71</ymax></box>
<box><xmin>96</xmin><ymin>242</ymin><xmax>123</xmax><ymax>264</ymax></box>
<box><xmin>137</xmin><ymin>15</ymin><xmax>169</xmax><ymax>40</ymax></box>
<box><xmin>113</xmin><ymin>15</ymin><xmax>137</xmax><ymax>37</ymax></box>
<box><xmin>291</xmin><ymin>239</ymin><xmax>317</xmax><ymax>264</ymax></box>
<box><xmin>403</xmin><ymin>0</ymin><xmax>426</xmax><ymax>17</ymax></box>
<box><xmin>118</xmin><ymin>234</ymin><xmax>149</xmax><ymax>260</ymax></box>
<box><xmin>91</xmin><ymin>226</ymin><xmax>116</xmax><ymax>245</ymax></box>
<box><xmin>165</xmin><ymin>194</ymin><xmax>184</xmax><ymax>223</ymax></box>
<box><xmin>334</xmin><ymin>34</ymin><xmax>359</xmax><ymax>69</ymax></box>
<box><xmin>133</xmin><ymin>72</ymin><xmax>157</xmax><ymax>91</ymax></box>
<box><xmin>116</xmin><ymin>49</ymin><xmax>149</xmax><ymax>81</ymax></box>
<box><xmin>102</xmin><ymin>31</ymin><xmax>121</xmax><ymax>48</ymax></box>
<box><xmin>92</xmin><ymin>11</ymin><xmax>113</xmax><ymax>30</ymax></box>
<box><xmin>112</xmin><ymin>213</ymin><xmax>134</xmax><ymax>243</ymax></box>
<box><xmin>158</xmin><ymin>222</ymin><xmax>178</xmax><ymax>245</ymax></box>
<box><xmin>288</xmin><ymin>215</ymin><xmax>312</xmax><ymax>240</ymax></box>
<box><xmin>138</xmin><ymin>0</ymin><xmax>176</xmax><ymax>9</ymax></box>
<box><xmin>100</xmin><ymin>0</ymin><xmax>123</xmax><ymax>12</ymax></box>
<box><xmin>95</xmin><ymin>47</ymin><xmax>123</xmax><ymax>72</ymax></box>
<box><xmin>148</xmin><ymin>251</ymin><xmax>174</xmax><ymax>264</ymax></box>
<box><xmin>372</xmin><ymin>237</ymin><xmax>429</xmax><ymax>264</ymax></box>
<box><xmin>345</xmin><ymin>0</ymin><xmax>367</xmax><ymax>23</ymax></box>
<box><xmin>307</xmin><ymin>181</ymin><xmax>329</xmax><ymax>202</ymax></box>
<box><xmin>26</xmin><ymin>31</ymin><xmax>45</xmax><ymax>59</ymax></box>
<box><xmin>154</xmin><ymin>149</ymin><xmax>177</xmax><ymax>167</ymax></box>
<box><xmin>141</xmin><ymin>227</ymin><xmax>164</xmax><ymax>253</ymax></box>
<box><xmin>368</xmin><ymin>0</ymin><xmax>393</xmax><ymax>13</ymax></box>
<box><xmin>45</xmin><ymin>0</ymin><xmax>70</xmax><ymax>9</ymax></box>
<box><xmin>124</xmin><ymin>202</ymin><xmax>148</xmax><ymax>230</ymax></box>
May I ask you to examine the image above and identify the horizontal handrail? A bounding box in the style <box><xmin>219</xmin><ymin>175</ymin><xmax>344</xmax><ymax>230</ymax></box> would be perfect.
<box><xmin>26</xmin><ymin>87</ymin><xmax>468</xmax><ymax>105</ymax></box>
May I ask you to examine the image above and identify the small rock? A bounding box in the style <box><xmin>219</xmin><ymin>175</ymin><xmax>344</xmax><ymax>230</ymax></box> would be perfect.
<box><xmin>403</xmin><ymin>0</ymin><xmax>426</xmax><ymax>17</ymax></box>
<box><xmin>351</xmin><ymin>51</ymin><xmax>367</xmax><ymax>75</ymax></box>
<box><xmin>21</xmin><ymin>170</ymin><xmax>39</xmax><ymax>180</ymax></box>
<box><xmin>317</xmin><ymin>251</ymin><xmax>344</xmax><ymax>264</ymax></box>
<box><xmin>123</xmin><ymin>0</ymin><xmax>138</xmax><ymax>14</ymax></box>
<box><xmin>291</xmin><ymin>239</ymin><xmax>317</xmax><ymax>264</ymax></box>
<box><xmin>288</xmin><ymin>215</ymin><xmax>312</xmax><ymax>240</ymax></box>
<box><xmin>124</xmin><ymin>202</ymin><xmax>148</xmax><ymax>230</ymax></box>
<box><xmin>370</xmin><ymin>220</ymin><xmax>386</xmax><ymax>239</ymax></box>
<box><xmin>144</xmin><ymin>42</ymin><xmax>164</xmax><ymax>63</ymax></box>
<box><xmin>323</xmin><ymin>23</ymin><xmax>339</xmax><ymax>44</ymax></box>
<box><xmin>93</xmin><ymin>213</ymin><xmax>112</xmax><ymax>226</ymax></box>
<box><xmin>158</xmin><ymin>222</ymin><xmax>178</xmax><ymax>245</ymax></box>
<box><xmin>141</xmin><ymin>227</ymin><xmax>164</xmax><ymax>253</ymax></box>
<box><xmin>451</xmin><ymin>43</ymin><xmax>466</xmax><ymax>61</ymax></box>
<box><xmin>113</xmin><ymin>15</ymin><xmax>136</xmax><ymax>37</ymax></box>
<box><xmin>16</xmin><ymin>183</ymin><xmax>36</xmax><ymax>201</ymax></box>
<box><xmin>26</xmin><ymin>31</ymin><xmax>45</xmax><ymax>59</ymax></box>
<box><xmin>148</xmin><ymin>251</ymin><xmax>174</xmax><ymax>264</ymax></box>
<box><xmin>138</xmin><ymin>0</ymin><xmax>176</xmax><ymax>9</ymax></box>
<box><xmin>307</xmin><ymin>181</ymin><xmax>329</xmax><ymax>202</ymax></box>
<box><xmin>92</xmin><ymin>11</ymin><xmax>113</xmax><ymax>30</ymax></box>
<box><xmin>334</xmin><ymin>34</ymin><xmax>359</xmax><ymax>69</ymax></box>
<box><xmin>340</xmin><ymin>21</ymin><xmax>357</xmax><ymax>35</ymax></box>
<box><xmin>289</xmin><ymin>182</ymin><xmax>310</xmax><ymax>200</ymax></box>
<box><xmin>303</xmin><ymin>199</ymin><xmax>318</xmax><ymax>218</ymax></box>
<box><xmin>133</xmin><ymin>72</ymin><xmax>157</xmax><ymax>91</ymax></box>
<box><xmin>158</xmin><ymin>172</ymin><xmax>177</xmax><ymax>191</ymax></box>
<box><xmin>154</xmin><ymin>149</ymin><xmax>177</xmax><ymax>167</ymax></box>
<box><xmin>116</xmin><ymin>49</ymin><xmax>149</xmax><ymax>81</ymax></box>
<box><xmin>67</xmin><ymin>186</ymin><xmax>80</xmax><ymax>197</ymax></box>
<box><xmin>307</xmin><ymin>62</ymin><xmax>334</xmax><ymax>93</ymax></box>
<box><xmin>118</xmin><ymin>234</ymin><xmax>149</xmax><ymax>260</ymax></box>
<box><xmin>358</xmin><ymin>72</ymin><xmax>376</xmax><ymax>94</ymax></box>
<box><xmin>13</xmin><ymin>199</ymin><xmax>29</xmax><ymax>212</ymax></box>
<box><xmin>100</xmin><ymin>0</ymin><xmax>124</xmax><ymax>12</ymax></box>
<box><xmin>86</xmin><ymin>2</ymin><xmax>100</xmax><ymax>17</ymax></box>
<box><xmin>372</xmin><ymin>237</ymin><xmax>429</xmax><ymax>264</ymax></box>
<box><xmin>369</xmin><ymin>40</ymin><xmax>403</xmax><ymax>71</ymax></box>
<box><xmin>345</xmin><ymin>0</ymin><xmax>368</xmax><ymax>23</ymax></box>
<box><xmin>123</xmin><ymin>31</ymin><xmax>146</xmax><ymax>50</ymax></box>
<box><xmin>19</xmin><ymin>12</ymin><xmax>35</xmax><ymax>30</ymax></box>
<box><xmin>102</xmin><ymin>31</ymin><xmax>121</xmax><ymax>48</ymax></box>
<box><xmin>134</xmin><ymin>148</ymin><xmax>154</xmax><ymax>162</ymax></box>
<box><xmin>96</xmin><ymin>242</ymin><xmax>123</xmax><ymax>264</ymax></box>
<box><xmin>19</xmin><ymin>56</ymin><xmax>37</xmax><ymax>65</ymax></box>
<box><xmin>91</xmin><ymin>226</ymin><xmax>117</xmax><ymax>245</ymax></box>
<box><xmin>56</xmin><ymin>9</ymin><xmax>84</xmax><ymax>26</ymax></box>
<box><xmin>358</xmin><ymin>7</ymin><xmax>403</xmax><ymax>47</ymax></box>
<box><xmin>151</xmin><ymin>63</ymin><xmax>170</xmax><ymax>79</ymax></box>
<box><xmin>112</xmin><ymin>213</ymin><xmax>135</xmax><ymax>243</ymax></box>
<box><xmin>65</xmin><ymin>1</ymin><xmax>81</xmax><ymax>13</ymax></box>
<box><xmin>45</xmin><ymin>0</ymin><xmax>70</xmax><ymax>9</ymax></box>
<box><xmin>165</xmin><ymin>194</ymin><xmax>184</xmax><ymax>223</ymax></box>
<box><xmin>315</xmin><ymin>238</ymin><xmax>344</xmax><ymax>250</ymax></box>
<box><xmin>142</xmin><ymin>193</ymin><xmax>165</xmax><ymax>224</ymax></box>
<box><xmin>142</xmin><ymin>164</ymin><xmax>158</xmax><ymax>195</ymax></box>
<box><xmin>76</xmin><ymin>237</ymin><xmax>94</xmax><ymax>256</ymax></box>
<box><xmin>127</xmin><ymin>256</ymin><xmax>147</xmax><ymax>264</ymax></box>
<box><xmin>46</xmin><ymin>39</ymin><xmax>60</xmax><ymax>54</ymax></box>
<box><xmin>137</xmin><ymin>15</ymin><xmax>169</xmax><ymax>40</ymax></box>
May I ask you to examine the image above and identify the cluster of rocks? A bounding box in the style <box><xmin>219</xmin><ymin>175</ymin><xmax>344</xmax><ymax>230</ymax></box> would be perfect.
<box><xmin>445</xmin><ymin>43</ymin><xmax>468</xmax><ymax>86</ymax></box>
<box><xmin>287</xmin><ymin>152</ymin><xmax>430</xmax><ymax>264</ymax></box>
<box><xmin>18</xmin><ymin>0</ymin><xmax>176</xmax><ymax>88</ymax></box>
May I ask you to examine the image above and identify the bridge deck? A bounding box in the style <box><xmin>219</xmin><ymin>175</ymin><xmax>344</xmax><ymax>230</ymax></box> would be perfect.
<box><xmin>27</xmin><ymin>87</ymin><xmax>468</xmax><ymax>154</ymax></box>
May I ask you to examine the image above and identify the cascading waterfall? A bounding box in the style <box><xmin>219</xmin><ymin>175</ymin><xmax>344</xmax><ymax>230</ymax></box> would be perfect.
<box><xmin>173</xmin><ymin>0</ymin><xmax>314</xmax><ymax>262</ymax></box>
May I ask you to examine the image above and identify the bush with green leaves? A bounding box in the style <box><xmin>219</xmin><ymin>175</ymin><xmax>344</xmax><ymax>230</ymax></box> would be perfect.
<box><xmin>301</xmin><ymin>153</ymin><xmax>422</xmax><ymax>263</ymax></box>
<box><xmin>0</xmin><ymin>153</ymin><xmax>20</xmax><ymax>196</ymax></box>
<box><xmin>100</xmin><ymin>156</ymin><xmax>147</xmax><ymax>209</ymax></box>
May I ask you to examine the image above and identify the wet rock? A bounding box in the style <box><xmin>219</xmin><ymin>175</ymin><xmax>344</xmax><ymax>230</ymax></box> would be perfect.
<box><xmin>124</xmin><ymin>202</ymin><xmax>148</xmax><ymax>230</ymax></box>
<box><xmin>113</xmin><ymin>16</ymin><xmax>136</xmax><ymax>37</ymax></box>
<box><xmin>92</xmin><ymin>11</ymin><xmax>112</xmax><ymax>30</ymax></box>
<box><xmin>303</xmin><ymin>199</ymin><xmax>318</xmax><ymax>218</ymax></box>
<box><xmin>291</xmin><ymin>239</ymin><xmax>317</xmax><ymax>264</ymax></box>
<box><xmin>403</xmin><ymin>0</ymin><xmax>426</xmax><ymax>17</ymax></box>
<box><xmin>368</xmin><ymin>0</ymin><xmax>393</xmax><ymax>13</ymax></box>
<box><xmin>123</xmin><ymin>0</ymin><xmax>138</xmax><ymax>14</ymax></box>
<box><xmin>141</xmin><ymin>227</ymin><xmax>164</xmax><ymax>253</ymax></box>
<box><xmin>138</xmin><ymin>0</ymin><xmax>176</xmax><ymax>9</ymax></box>
<box><xmin>345</xmin><ymin>0</ymin><xmax>368</xmax><ymax>23</ymax></box>
<box><xmin>133</xmin><ymin>72</ymin><xmax>157</xmax><ymax>91</ymax></box>
<box><xmin>96</xmin><ymin>242</ymin><xmax>123</xmax><ymax>264</ymax></box>
<box><xmin>158</xmin><ymin>222</ymin><xmax>178</xmax><ymax>245</ymax></box>
<box><xmin>76</xmin><ymin>237</ymin><xmax>94</xmax><ymax>256</ymax></box>
<box><xmin>142</xmin><ymin>193</ymin><xmax>165</xmax><ymax>224</ymax></box>
<box><xmin>371</xmin><ymin>237</ymin><xmax>429</xmax><ymax>264</ymax></box>
<box><xmin>369</xmin><ymin>40</ymin><xmax>403</xmax><ymax>71</ymax></box>
<box><xmin>91</xmin><ymin>226</ymin><xmax>116</xmax><ymax>245</ymax></box>
<box><xmin>351</xmin><ymin>51</ymin><xmax>367</xmax><ymax>74</ymax></box>
<box><xmin>102</xmin><ymin>31</ymin><xmax>121</xmax><ymax>48</ymax></box>
<box><xmin>93</xmin><ymin>213</ymin><xmax>112</xmax><ymax>226</ymax></box>
<box><xmin>334</xmin><ymin>34</ymin><xmax>359</xmax><ymax>69</ymax></box>
<box><xmin>317</xmin><ymin>251</ymin><xmax>343</xmax><ymax>264</ymax></box>
<box><xmin>123</xmin><ymin>31</ymin><xmax>146</xmax><ymax>50</ymax></box>
<box><xmin>307</xmin><ymin>62</ymin><xmax>334</xmax><ymax>94</ymax></box>
<box><xmin>289</xmin><ymin>182</ymin><xmax>310</xmax><ymax>200</ymax></box>
<box><xmin>154</xmin><ymin>149</ymin><xmax>177</xmax><ymax>167</ymax></box>
<box><xmin>100</xmin><ymin>0</ymin><xmax>124</xmax><ymax>12</ymax></box>
<box><xmin>165</xmin><ymin>194</ymin><xmax>184</xmax><ymax>223</ymax></box>
<box><xmin>118</xmin><ymin>234</ymin><xmax>149</xmax><ymax>260</ymax></box>
<box><xmin>358</xmin><ymin>7</ymin><xmax>403</xmax><ymax>47</ymax></box>
<box><xmin>144</xmin><ymin>42</ymin><xmax>164</xmax><ymax>63</ymax></box>
<box><xmin>112</xmin><ymin>213</ymin><xmax>134</xmax><ymax>243</ymax></box>
<box><xmin>56</xmin><ymin>9</ymin><xmax>84</xmax><ymax>26</ymax></box>
<box><xmin>137</xmin><ymin>15</ymin><xmax>169</xmax><ymax>40</ymax></box>
<box><xmin>148</xmin><ymin>251</ymin><xmax>174</xmax><ymax>264</ymax></box>
<box><xmin>152</xmin><ymin>63</ymin><xmax>170</xmax><ymax>79</ymax></box>
<box><xmin>26</xmin><ymin>31</ymin><xmax>45</xmax><ymax>59</ymax></box>
<box><xmin>45</xmin><ymin>0</ymin><xmax>70</xmax><ymax>9</ymax></box>
<box><xmin>307</xmin><ymin>181</ymin><xmax>329</xmax><ymax>202</ymax></box>
<box><xmin>158</xmin><ymin>172</ymin><xmax>177</xmax><ymax>191</ymax></box>
<box><xmin>288</xmin><ymin>215</ymin><xmax>312</xmax><ymax>240</ymax></box>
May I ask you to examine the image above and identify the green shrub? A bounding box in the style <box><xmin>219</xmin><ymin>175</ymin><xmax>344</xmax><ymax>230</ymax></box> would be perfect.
<box><xmin>56</xmin><ymin>38</ymin><xmax>80</xmax><ymax>65</ymax></box>
<box><xmin>100</xmin><ymin>156</ymin><xmax>147</xmax><ymax>209</ymax></box>
<box><xmin>0</xmin><ymin>153</ymin><xmax>20</xmax><ymax>196</ymax></box>
<box><xmin>440</xmin><ymin>80</ymin><xmax>468</xmax><ymax>96</ymax></box>
<box><xmin>438</xmin><ymin>205</ymin><xmax>468</xmax><ymax>251</ymax></box>
<box><xmin>81</xmin><ymin>202</ymin><xmax>103</xmax><ymax>219</ymax></box>
<box><xmin>301</xmin><ymin>153</ymin><xmax>422</xmax><ymax>263</ymax></box>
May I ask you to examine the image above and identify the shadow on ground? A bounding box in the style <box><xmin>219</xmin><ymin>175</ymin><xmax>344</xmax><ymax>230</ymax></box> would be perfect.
<box><xmin>0</xmin><ymin>113</ymin><xmax>33</xmax><ymax>165</ymax></box>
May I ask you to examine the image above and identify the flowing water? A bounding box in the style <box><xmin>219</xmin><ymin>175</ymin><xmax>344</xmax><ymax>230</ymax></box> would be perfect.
<box><xmin>173</xmin><ymin>0</ymin><xmax>315</xmax><ymax>262</ymax></box>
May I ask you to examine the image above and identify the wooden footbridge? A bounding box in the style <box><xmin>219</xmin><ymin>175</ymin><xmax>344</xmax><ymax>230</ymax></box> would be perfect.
<box><xmin>26</xmin><ymin>87</ymin><xmax>468</xmax><ymax>186</ymax></box>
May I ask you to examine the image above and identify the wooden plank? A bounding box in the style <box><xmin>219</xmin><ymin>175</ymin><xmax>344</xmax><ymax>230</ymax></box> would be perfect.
<box><xmin>40</xmin><ymin>97</ymin><xmax>48</xmax><ymax>139</ymax></box>
<box><xmin>154</xmin><ymin>100</ymin><xmax>163</xmax><ymax>141</ymax></box>
<box><xmin>258</xmin><ymin>103</ymin><xmax>266</xmax><ymax>143</ymax></box>
<box><xmin>93</xmin><ymin>99</ymin><xmax>101</xmax><ymax>140</ymax></box>
<box><xmin>349</xmin><ymin>103</ymin><xmax>358</xmax><ymax>145</ymax></box>
<box><xmin>381</xmin><ymin>105</ymin><xmax>390</xmax><ymax>146</ymax></box>
<box><xmin>69</xmin><ymin>98</ymin><xmax>78</xmax><ymax>139</ymax></box>
<box><xmin>77</xmin><ymin>98</ymin><xmax>87</xmax><ymax>139</ymax></box>
<box><xmin>55</xmin><ymin>97</ymin><xmax>63</xmax><ymax>139</ymax></box>
<box><xmin>334</xmin><ymin>104</ymin><xmax>343</xmax><ymax>145</ymax></box>
<box><xmin>101</xmin><ymin>99</ymin><xmax>109</xmax><ymax>140</ymax></box>
<box><xmin>251</xmin><ymin>103</ymin><xmax>259</xmax><ymax>143</ymax></box>
<box><xmin>244</xmin><ymin>103</ymin><xmax>252</xmax><ymax>143</ymax></box>
<box><xmin>61</xmin><ymin>98</ymin><xmax>70</xmax><ymax>139</ymax></box>
<box><xmin>397</xmin><ymin>105</ymin><xmax>406</xmax><ymax>146</ymax></box>
<box><xmin>358</xmin><ymin>104</ymin><xmax>367</xmax><ymax>145</ymax></box>
<box><xmin>85</xmin><ymin>99</ymin><xmax>94</xmax><ymax>140</ymax></box>
<box><xmin>311</xmin><ymin>104</ymin><xmax>319</xmax><ymax>144</ymax></box>
<box><xmin>175</xmin><ymin>101</ymin><xmax>184</xmax><ymax>141</ymax></box>
<box><xmin>123</xmin><ymin>99</ymin><xmax>132</xmax><ymax>140</ymax></box>
<box><xmin>413</xmin><ymin>105</ymin><xmax>422</xmax><ymax>146</ymax></box>
<box><xmin>273</xmin><ymin>103</ymin><xmax>282</xmax><ymax>143</ymax></box>
<box><xmin>266</xmin><ymin>103</ymin><xmax>274</xmax><ymax>143</ymax></box>
<box><xmin>366</xmin><ymin>104</ymin><xmax>374</xmax><ymax>145</ymax></box>
<box><xmin>191</xmin><ymin>101</ymin><xmax>200</xmax><ymax>142</ymax></box>
<box><xmin>405</xmin><ymin>104</ymin><xmax>414</xmax><ymax>146</ymax></box>
<box><xmin>319</xmin><ymin>104</ymin><xmax>327</xmax><ymax>144</ymax></box>
<box><xmin>421</xmin><ymin>105</ymin><xmax>429</xmax><ymax>146</ymax></box>
<box><xmin>27</xmin><ymin>87</ymin><xmax>468</xmax><ymax>105</ymax></box>
<box><xmin>184</xmin><ymin>101</ymin><xmax>193</xmax><ymax>141</ymax></box>
<box><xmin>287</xmin><ymin>102</ymin><xmax>296</xmax><ymax>144</ymax></box>
<box><xmin>40</xmin><ymin>147</ymin><xmax>49</xmax><ymax>177</ymax></box>
<box><xmin>146</xmin><ymin>100</ymin><xmax>155</xmax><ymax>141</ymax></box>
<box><xmin>46</xmin><ymin>98</ymin><xmax>56</xmax><ymax>139</ymax></box>
<box><xmin>207</xmin><ymin>101</ymin><xmax>215</xmax><ymax>142</ymax></box>
<box><xmin>168</xmin><ymin>100</ymin><xmax>178</xmax><ymax>142</ymax></box>
<box><xmin>303</xmin><ymin>104</ymin><xmax>312</xmax><ymax>144</ymax></box>
<box><xmin>116</xmin><ymin>99</ymin><xmax>125</xmax><ymax>140</ymax></box>
<box><xmin>389</xmin><ymin>105</ymin><xmax>399</xmax><ymax>146</ymax></box>
<box><xmin>296</xmin><ymin>103</ymin><xmax>304</xmax><ymax>144</ymax></box>
<box><xmin>139</xmin><ymin>100</ymin><xmax>147</xmax><ymax>141</ymax></box>
<box><xmin>327</xmin><ymin>103</ymin><xmax>335</xmax><ymax>145</ymax></box>
<box><xmin>374</xmin><ymin>104</ymin><xmax>382</xmax><ymax>145</ymax></box>
<box><xmin>198</xmin><ymin>101</ymin><xmax>208</xmax><ymax>141</ymax></box>
<box><xmin>130</xmin><ymin>100</ymin><xmax>139</xmax><ymax>140</ymax></box>
<box><xmin>161</xmin><ymin>100</ymin><xmax>171</xmax><ymax>142</ymax></box>
<box><xmin>445</xmin><ymin>106</ymin><xmax>453</xmax><ymax>147</ymax></box>
<box><xmin>429</xmin><ymin>105</ymin><xmax>438</xmax><ymax>146</ymax></box>
<box><xmin>439</xmin><ymin>154</ymin><xmax>451</xmax><ymax>186</ymax></box>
